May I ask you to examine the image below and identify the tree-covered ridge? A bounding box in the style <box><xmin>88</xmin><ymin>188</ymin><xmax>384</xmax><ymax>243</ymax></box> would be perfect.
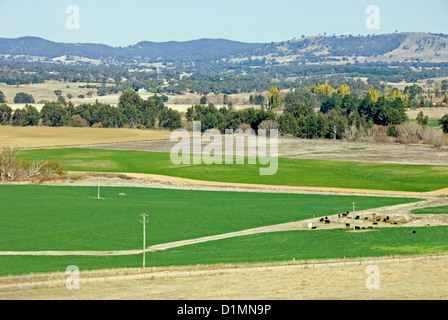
<box><xmin>0</xmin><ymin>32</ymin><xmax>447</xmax><ymax>67</ymax></box>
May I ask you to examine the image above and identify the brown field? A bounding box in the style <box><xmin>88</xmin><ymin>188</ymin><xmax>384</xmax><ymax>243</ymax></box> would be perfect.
<box><xmin>0</xmin><ymin>126</ymin><xmax>172</xmax><ymax>148</ymax></box>
<box><xmin>407</xmin><ymin>107</ymin><xmax>448</xmax><ymax>119</ymax></box>
<box><xmin>81</xmin><ymin>135</ymin><xmax>448</xmax><ymax>166</ymax></box>
<box><xmin>1</xmin><ymin>255</ymin><xmax>448</xmax><ymax>300</ymax></box>
<box><xmin>0</xmin><ymin>81</ymin><xmax>121</xmax><ymax>107</ymax></box>
<box><xmin>1</xmin><ymin>81</ymin><xmax>265</xmax><ymax>111</ymax></box>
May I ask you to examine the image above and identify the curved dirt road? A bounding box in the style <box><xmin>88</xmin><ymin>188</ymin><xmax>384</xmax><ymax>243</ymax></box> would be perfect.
<box><xmin>1</xmin><ymin>196</ymin><xmax>446</xmax><ymax>257</ymax></box>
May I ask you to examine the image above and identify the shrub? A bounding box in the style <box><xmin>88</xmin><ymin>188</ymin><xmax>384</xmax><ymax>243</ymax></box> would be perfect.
<box><xmin>91</xmin><ymin>122</ymin><xmax>103</xmax><ymax>128</ymax></box>
<box><xmin>421</xmin><ymin>127</ymin><xmax>448</xmax><ymax>149</ymax></box>
<box><xmin>258</xmin><ymin>119</ymin><xmax>279</xmax><ymax>136</ymax></box>
<box><xmin>238</xmin><ymin>123</ymin><xmax>252</xmax><ymax>132</ymax></box>
<box><xmin>387</xmin><ymin>125</ymin><xmax>399</xmax><ymax>138</ymax></box>
<box><xmin>397</xmin><ymin>122</ymin><xmax>422</xmax><ymax>139</ymax></box>
<box><xmin>0</xmin><ymin>147</ymin><xmax>66</xmax><ymax>181</ymax></box>
<box><xmin>69</xmin><ymin>115</ymin><xmax>88</xmax><ymax>127</ymax></box>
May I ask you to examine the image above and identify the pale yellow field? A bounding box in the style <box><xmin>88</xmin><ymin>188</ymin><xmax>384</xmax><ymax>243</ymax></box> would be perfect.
<box><xmin>2</xmin><ymin>256</ymin><xmax>447</xmax><ymax>300</ymax></box>
<box><xmin>0</xmin><ymin>81</ymin><xmax>119</xmax><ymax>106</ymax></box>
<box><xmin>407</xmin><ymin>107</ymin><xmax>448</xmax><ymax>119</ymax></box>
<box><xmin>0</xmin><ymin>126</ymin><xmax>172</xmax><ymax>148</ymax></box>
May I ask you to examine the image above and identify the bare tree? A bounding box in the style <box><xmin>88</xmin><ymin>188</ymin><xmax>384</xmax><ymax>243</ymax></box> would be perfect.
<box><xmin>258</xmin><ymin>120</ymin><xmax>279</xmax><ymax>136</ymax></box>
<box><xmin>0</xmin><ymin>146</ymin><xmax>66</xmax><ymax>181</ymax></box>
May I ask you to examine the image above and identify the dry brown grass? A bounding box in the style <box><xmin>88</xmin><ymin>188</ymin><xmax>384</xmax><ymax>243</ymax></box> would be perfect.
<box><xmin>0</xmin><ymin>81</ymin><xmax>121</xmax><ymax>107</ymax></box>
<box><xmin>407</xmin><ymin>107</ymin><xmax>448</xmax><ymax>120</ymax></box>
<box><xmin>1</xmin><ymin>256</ymin><xmax>447</xmax><ymax>300</ymax></box>
<box><xmin>0</xmin><ymin>126</ymin><xmax>172</xmax><ymax>148</ymax></box>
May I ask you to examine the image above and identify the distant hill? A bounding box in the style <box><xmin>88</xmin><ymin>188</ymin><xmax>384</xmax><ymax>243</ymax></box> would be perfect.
<box><xmin>1</xmin><ymin>32</ymin><xmax>448</xmax><ymax>66</ymax></box>
<box><xmin>0</xmin><ymin>36</ymin><xmax>263</xmax><ymax>63</ymax></box>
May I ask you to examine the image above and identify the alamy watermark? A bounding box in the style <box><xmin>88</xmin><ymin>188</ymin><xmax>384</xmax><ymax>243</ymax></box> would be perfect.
<box><xmin>65</xmin><ymin>5</ymin><xmax>80</xmax><ymax>30</ymax></box>
<box><xmin>170</xmin><ymin>121</ymin><xmax>278</xmax><ymax>175</ymax></box>
<box><xmin>65</xmin><ymin>265</ymin><xmax>80</xmax><ymax>290</ymax></box>
<box><xmin>365</xmin><ymin>265</ymin><xmax>380</xmax><ymax>290</ymax></box>
<box><xmin>365</xmin><ymin>5</ymin><xmax>380</xmax><ymax>30</ymax></box>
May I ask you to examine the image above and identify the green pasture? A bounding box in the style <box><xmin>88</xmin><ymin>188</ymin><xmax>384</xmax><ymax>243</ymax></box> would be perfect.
<box><xmin>406</xmin><ymin>119</ymin><xmax>442</xmax><ymax>128</ymax></box>
<box><xmin>1</xmin><ymin>226</ymin><xmax>447</xmax><ymax>277</ymax></box>
<box><xmin>0</xmin><ymin>184</ymin><xmax>422</xmax><ymax>276</ymax></box>
<box><xmin>412</xmin><ymin>205</ymin><xmax>448</xmax><ymax>215</ymax></box>
<box><xmin>17</xmin><ymin>148</ymin><xmax>448</xmax><ymax>192</ymax></box>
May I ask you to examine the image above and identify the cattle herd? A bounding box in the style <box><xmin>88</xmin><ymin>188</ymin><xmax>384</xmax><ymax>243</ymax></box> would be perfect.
<box><xmin>314</xmin><ymin>211</ymin><xmax>394</xmax><ymax>231</ymax></box>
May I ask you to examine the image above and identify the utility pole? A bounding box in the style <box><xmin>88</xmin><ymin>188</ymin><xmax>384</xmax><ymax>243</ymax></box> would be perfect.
<box><xmin>97</xmin><ymin>175</ymin><xmax>101</xmax><ymax>199</ymax></box>
<box><xmin>139</xmin><ymin>214</ymin><xmax>149</xmax><ymax>269</ymax></box>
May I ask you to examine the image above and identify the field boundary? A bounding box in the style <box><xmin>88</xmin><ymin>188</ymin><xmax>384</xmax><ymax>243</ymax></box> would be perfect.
<box><xmin>73</xmin><ymin>171</ymin><xmax>448</xmax><ymax>198</ymax></box>
<box><xmin>1</xmin><ymin>197</ymin><xmax>446</xmax><ymax>258</ymax></box>
<box><xmin>1</xmin><ymin>253</ymin><xmax>448</xmax><ymax>293</ymax></box>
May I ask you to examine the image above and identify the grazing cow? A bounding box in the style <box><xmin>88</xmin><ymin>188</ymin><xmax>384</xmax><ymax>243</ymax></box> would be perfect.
<box><xmin>355</xmin><ymin>215</ymin><xmax>360</xmax><ymax>219</ymax></box>
<box><xmin>373</xmin><ymin>222</ymin><xmax>378</xmax><ymax>225</ymax></box>
<box><xmin>345</xmin><ymin>223</ymin><xmax>350</xmax><ymax>228</ymax></box>
<box><xmin>325</xmin><ymin>220</ymin><xmax>330</xmax><ymax>224</ymax></box>
<box><xmin>355</xmin><ymin>226</ymin><xmax>360</xmax><ymax>230</ymax></box>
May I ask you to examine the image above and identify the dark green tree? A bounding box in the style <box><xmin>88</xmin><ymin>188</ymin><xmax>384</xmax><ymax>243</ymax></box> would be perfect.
<box><xmin>13</xmin><ymin>92</ymin><xmax>34</xmax><ymax>104</ymax></box>
<box><xmin>439</xmin><ymin>114</ymin><xmax>448</xmax><ymax>134</ymax></box>
<box><xmin>0</xmin><ymin>104</ymin><xmax>12</xmax><ymax>125</ymax></box>
<box><xmin>40</xmin><ymin>102</ymin><xmax>69</xmax><ymax>127</ymax></box>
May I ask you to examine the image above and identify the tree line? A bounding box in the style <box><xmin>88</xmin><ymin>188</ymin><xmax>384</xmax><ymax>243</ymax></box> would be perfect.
<box><xmin>1</xmin><ymin>85</ymin><xmax>447</xmax><ymax>140</ymax></box>
<box><xmin>0</xmin><ymin>89</ymin><xmax>181</xmax><ymax>130</ymax></box>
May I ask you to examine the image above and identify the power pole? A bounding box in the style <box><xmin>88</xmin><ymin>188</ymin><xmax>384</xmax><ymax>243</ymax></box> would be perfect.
<box><xmin>139</xmin><ymin>214</ymin><xmax>149</xmax><ymax>269</ymax></box>
<box><xmin>97</xmin><ymin>175</ymin><xmax>101</xmax><ymax>199</ymax></box>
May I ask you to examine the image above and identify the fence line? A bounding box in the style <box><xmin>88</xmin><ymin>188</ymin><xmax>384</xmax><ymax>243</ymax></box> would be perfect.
<box><xmin>2</xmin><ymin>253</ymin><xmax>448</xmax><ymax>293</ymax></box>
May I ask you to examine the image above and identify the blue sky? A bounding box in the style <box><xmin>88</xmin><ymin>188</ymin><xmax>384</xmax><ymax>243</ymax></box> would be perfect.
<box><xmin>0</xmin><ymin>0</ymin><xmax>447</xmax><ymax>46</ymax></box>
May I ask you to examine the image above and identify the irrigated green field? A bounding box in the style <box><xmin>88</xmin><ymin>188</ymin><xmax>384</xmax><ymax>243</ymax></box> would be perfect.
<box><xmin>0</xmin><ymin>185</ymin><xmax>421</xmax><ymax>276</ymax></box>
<box><xmin>17</xmin><ymin>148</ymin><xmax>448</xmax><ymax>192</ymax></box>
<box><xmin>412</xmin><ymin>205</ymin><xmax>448</xmax><ymax>214</ymax></box>
<box><xmin>2</xmin><ymin>227</ymin><xmax>448</xmax><ymax>277</ymax></box>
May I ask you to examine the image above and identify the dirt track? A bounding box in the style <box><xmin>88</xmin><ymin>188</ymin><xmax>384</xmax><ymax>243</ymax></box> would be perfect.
<box><xmin>58</xmin><ymin>170</ymin><xmax>448</xmax><ymax>198</ymax></box>
<box><xmin>1</xmin><ymin>174</ymin><xmax>447</xmax><ymax>257</ymax></box>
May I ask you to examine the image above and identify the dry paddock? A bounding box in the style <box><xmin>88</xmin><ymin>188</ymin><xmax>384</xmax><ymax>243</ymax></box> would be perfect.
<box><xmin>1</xmin><ymin>254</ymin><xmax>448</xmax><ymax>300</ymax></box>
